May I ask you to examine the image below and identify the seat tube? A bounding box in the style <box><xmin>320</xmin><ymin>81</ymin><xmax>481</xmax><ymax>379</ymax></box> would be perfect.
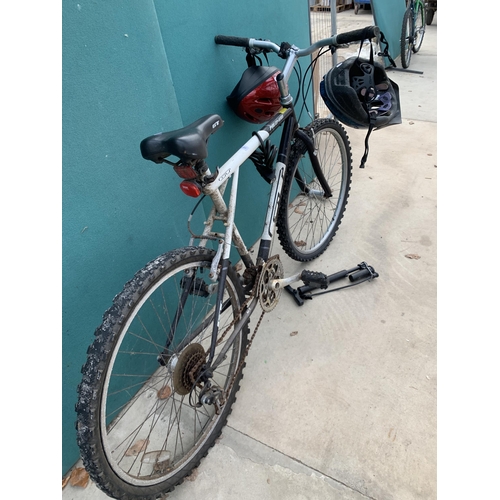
<box><xmin>207</xmin><ymin>166</ymin><xmax>240</xmax><ymax>364</ymax></box>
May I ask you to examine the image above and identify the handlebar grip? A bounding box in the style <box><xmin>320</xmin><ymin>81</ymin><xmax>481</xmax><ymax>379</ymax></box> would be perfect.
<box><xmin>214</xmin><ymin>35</ymin><xmax>251</xmax><ymax>47</ymax></box>
<box><xmin>335</xmin><ymin>26</ymin><xmax>380</xmax><ymax>45</ymax></box>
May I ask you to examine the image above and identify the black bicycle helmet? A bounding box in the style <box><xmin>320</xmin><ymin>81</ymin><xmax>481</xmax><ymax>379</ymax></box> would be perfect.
<box><xmin>321</xmin><ymin>39</ymin><xmax>402</xmax><ymax>169</ymax></box>
<box><xmin>227</xmin><ymin>65</ymin><xmax>282</xmax><ymax>124</ymax></box>
<box><xmin>320</xmin><ymin>56</ymin><xmax>401</xmax><ymax>130</ymax></box>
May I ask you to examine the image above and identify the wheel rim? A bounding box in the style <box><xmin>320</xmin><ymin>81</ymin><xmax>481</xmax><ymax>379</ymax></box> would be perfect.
<box><xmin>100</xmin><ymin>259</ymin><xmax>242</xmax><ymax>486</ymax></box>
<box><xmin>285</xmin><ymin>126</ymin><xmax>348</xmax><ymax>256</ymax></box>
<box><xmin>412</xmin><ymin>5</ymin><xmax>425</xmax><ymax>52</ymax></box>
<box><xmin>403</xmin><ymin>17</ymin><xmax>412</xmax><ymax>66</ymax></box>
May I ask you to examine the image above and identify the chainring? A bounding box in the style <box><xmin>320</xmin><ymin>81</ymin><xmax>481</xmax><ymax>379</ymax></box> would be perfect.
<box><xmin>258</xmin><ymin>255</ymin><xmax>284</xmax><ymax>312</ymax></box>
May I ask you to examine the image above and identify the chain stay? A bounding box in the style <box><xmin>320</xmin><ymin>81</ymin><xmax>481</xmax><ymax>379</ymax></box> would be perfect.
<box><xmin>189</xmin><ymin>255</ymin><xmax>282</xmax><ymax>410</ymax></box>
<box><xmin>222</xmin><ymin>255</ymin><xmax>281</xmax><ymax>401</ymax></box>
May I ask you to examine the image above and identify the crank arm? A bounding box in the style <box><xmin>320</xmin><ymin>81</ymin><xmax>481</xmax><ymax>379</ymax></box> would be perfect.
<box><xmin>270</xmin><ymin>269</ymin><xmax>337</xmax><ymax>290</ymax></box>
<box><xmin>269</xmin><ymin>272</ymin><xmax>302</xmax><ymax>291</ymax></box>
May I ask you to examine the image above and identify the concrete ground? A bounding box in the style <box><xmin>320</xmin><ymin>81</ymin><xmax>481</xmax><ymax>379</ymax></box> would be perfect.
<box><xmin>63</xmin><ymin>8</ymin><xmax>437</xmax><ymax>500</ymax></box>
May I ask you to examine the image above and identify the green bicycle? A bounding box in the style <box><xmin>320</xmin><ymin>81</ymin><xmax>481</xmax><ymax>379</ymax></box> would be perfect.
<box><xmin>400</xmin><ymin>0</ymin><xmax>426</xmax><ymax>69</ymax></box>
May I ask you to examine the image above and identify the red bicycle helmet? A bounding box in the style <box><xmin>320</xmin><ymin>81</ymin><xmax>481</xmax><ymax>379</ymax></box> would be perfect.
<box><xmin>227</xmin><ymin>66</ymin><xmax>282</xmax><ymax>124</ymax></box>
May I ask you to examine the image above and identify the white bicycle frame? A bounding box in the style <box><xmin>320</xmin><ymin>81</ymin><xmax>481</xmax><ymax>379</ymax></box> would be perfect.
<box><xmin>196</xmin><ymin>110</ymin><xmax>288</xmax><ymax>272</ymax></box>
<box><xmin>196</xmin><ymin>28</ymin><xmax>380</xmax><ymax>367</ymax></box>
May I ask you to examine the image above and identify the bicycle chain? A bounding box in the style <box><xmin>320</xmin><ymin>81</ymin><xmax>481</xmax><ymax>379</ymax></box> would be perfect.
<box><xmin>222</xmin><ymin>255</ymin><xmax>281</xmax><ymax>402</ymax></box>
<box><xmin>188</xmin><ymin>255</ymin><xmax>281</xmax><ymax>408</ymax></box>
<box><xmin>223</xmin><ymin>308</ymin><xmax>265</xmax><ymax>403</ymax></box>
<box><xmin>187</xmin><ymin>264</ymin><xmax>262</xmax><ymax>406</ymax></box>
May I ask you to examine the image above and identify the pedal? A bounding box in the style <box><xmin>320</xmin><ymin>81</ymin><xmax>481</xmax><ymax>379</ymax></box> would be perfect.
<box><xmin>300</xmin><ymin>270</ymin><xmax>329</xmax><ymax>290</ymax></box>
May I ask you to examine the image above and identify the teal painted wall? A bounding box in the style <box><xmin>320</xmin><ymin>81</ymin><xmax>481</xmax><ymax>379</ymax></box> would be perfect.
<box><xmin>63</xmin><ymin>0</ymin><xmax>311</xmax><ymax>475</ymax></box>
<box><xmin>371</xmin><ymin>0</ymin><xmax>407</xmax><ymax>65</ymax></box>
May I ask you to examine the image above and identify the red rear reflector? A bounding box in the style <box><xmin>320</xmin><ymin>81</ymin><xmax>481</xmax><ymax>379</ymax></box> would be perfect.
<box><xmin>180</xmin><ymin>180</ymin><xmax>202</xmax><ymax>197</ymax></box>
<box><xmin>174</xmin><ymin>164</ymin><xmax>197</xmax><ymax>180</ymax></box>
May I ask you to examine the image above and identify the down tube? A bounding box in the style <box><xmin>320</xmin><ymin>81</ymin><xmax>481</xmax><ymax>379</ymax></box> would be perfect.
<box><xmin>257</xmin><ymin>110</ymin><xmax>296</xmax><ymax>262</ymax></box>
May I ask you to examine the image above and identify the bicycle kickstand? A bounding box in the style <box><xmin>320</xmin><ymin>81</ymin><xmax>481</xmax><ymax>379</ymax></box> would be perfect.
<box><xmin>284</xmin><ymin>262</ymin><xmax>379</xmax><ymax>306</ymax></box>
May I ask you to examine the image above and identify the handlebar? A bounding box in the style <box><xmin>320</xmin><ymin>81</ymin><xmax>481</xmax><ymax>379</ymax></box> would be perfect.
<box><xmin>334</xmin><ymin>26</ymin><xmax>380</xmax><ymax>45</ymax></box>
<box><xmin>214</xmin><ymin>35</ymin><xmax>281</xmax><ymax>54</ymax></box>
<box><xmin>215</xmin><ymin>26</ymin><xmax>381</xmax><ymax>98</ymax></box>
<box><xmin>214</xmin><ymin>35</ymin><xmax>252</xmax><ymax>47</ymax></box>
<box><xmin>214</xmin><ymin>26</ymin><xmax>380</xmax><ymax>56</ymax></box>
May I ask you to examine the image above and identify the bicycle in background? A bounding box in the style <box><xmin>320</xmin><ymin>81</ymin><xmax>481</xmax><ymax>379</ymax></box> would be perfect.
<box><xmin>426</xmin><ymin>1</ymin><xmax>437</xmax><ymax>25</ymax></box>
<box><xmin>400</xmin><ymin>0</ymin><xmax>426</xmax><ymax>68</ymax></box>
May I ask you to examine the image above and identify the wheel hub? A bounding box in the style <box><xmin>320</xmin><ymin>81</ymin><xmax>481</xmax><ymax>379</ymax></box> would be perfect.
<box><xmin>172</xmin><ymin>343</ymin><xmax>206</xmax><ymax>395</ymax></box>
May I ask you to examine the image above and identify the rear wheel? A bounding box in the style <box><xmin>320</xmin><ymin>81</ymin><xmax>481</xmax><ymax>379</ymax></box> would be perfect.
<box><xmin>412</xmin><ymin>1</ymin><xmax>426</xmax><ymax>53</ymax></box>
<box><xmin>76</xmin><ymin>246</ymin><xmax>248</xmax><ymax>499</ymax></box>
<box><xmin>277</xmin><ymin>119</ymin><xmax>352</xmax><ymax>262</ymax></box>
<box><xmin>426</xmin><ymin>6</ymin><xmax>435</xmax><ymax>25</ymax></box>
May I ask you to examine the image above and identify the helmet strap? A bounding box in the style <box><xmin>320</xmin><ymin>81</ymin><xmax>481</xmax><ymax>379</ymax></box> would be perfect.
<box><xmin>356</xmin><ymin>39</ymin><xmax>376</xmax><ymax>168</ymax></box>
<box><xmin>359</xmin><ymin>123</ymin><xmax>373</xmax><ymax>169</ymax></box>
<box><xmin>358</xmin><ymin>31</ymin><xmax>375</xmax><ymax>65</ymax></box>
<box><xmin>245</xmin><ymin>48</ymin><xmax>270</xmax><ymax>68</ymax></box>
<box><xmin>378</xmin><ymin>31</ymin><xmax>396</xmax><ymax>68</ymax></box>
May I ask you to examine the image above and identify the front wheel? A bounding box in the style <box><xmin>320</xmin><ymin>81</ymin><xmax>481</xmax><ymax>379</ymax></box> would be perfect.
<box><xmin>400</xmin><ymin>7</ymin><xmax>412</xmax><ymax>68</ymax></box>
<box><xmin>276</xmin><ymin>119</ymin><xmax>352</xmax><ymax>262</ymax></box>
<box><xmin>76</xmin><ymin>246</ymin><xmax>249</xmax><ymax>499</ymax></box>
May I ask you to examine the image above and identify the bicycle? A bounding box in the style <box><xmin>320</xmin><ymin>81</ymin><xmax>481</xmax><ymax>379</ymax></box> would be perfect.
<box><xmin>425</xmin><ymin>0</ymin><xmax>437</xmax><ymax>26</ymax></box>
<box><xmin>400</xmin><ymin>0</ymin><xmax>426</xmax><ymax>69</ymax></box>
<box><xmin>75</xmin><ymin>25</ymin><xmax>383</xmax><ymax>500</ymax></box>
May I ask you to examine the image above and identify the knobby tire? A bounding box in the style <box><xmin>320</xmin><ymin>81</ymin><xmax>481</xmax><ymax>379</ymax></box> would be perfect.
<box><xmin>76</xmin><ymin>246</ymin><xmax>249</xmax><ymax>499</ymax></box>
<box><xmin>276</xmin><ymin>118</ymin><xmax>352</xmax><ymax>262</ymax></box>
<box><xmin>400</xmin><ymin>7</ymin><xmax>413</xmax><ymax>69</ymax></box>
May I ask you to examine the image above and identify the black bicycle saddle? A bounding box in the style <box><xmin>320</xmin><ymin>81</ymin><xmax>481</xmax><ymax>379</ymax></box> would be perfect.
<box><xmin>140</xmin><ymin>114</ymin><xmax>224</xmax><ymax>164</ymax></box>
